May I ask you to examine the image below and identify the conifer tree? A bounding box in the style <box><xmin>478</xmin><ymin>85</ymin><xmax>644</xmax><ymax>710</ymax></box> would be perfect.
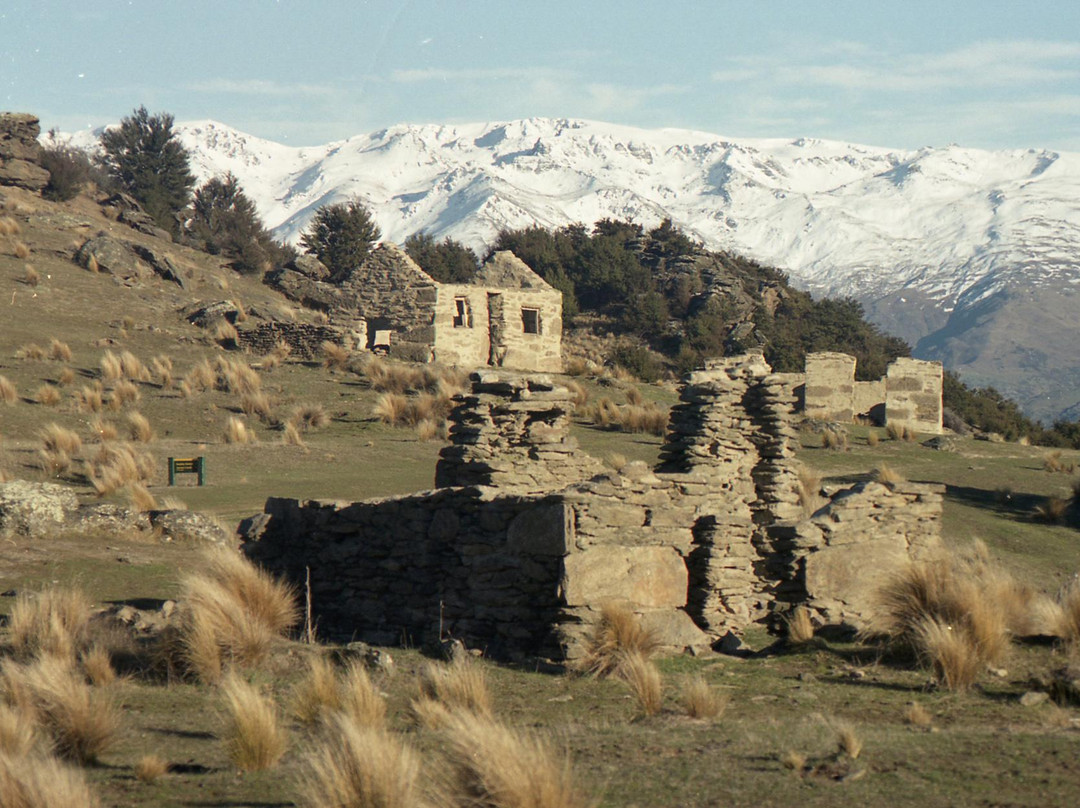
<box><xmin>300</xmin><ymin>199</ymin><xmax>380</xmax><ymax>278</ymax></box>
<box><xmin>99</xmin><ymin>106</ymin><xmax>194</xmax><ymax>233</ymax></box>
<box><xmin>189</xmin><ymin>173</ymin><xmax>283</xmax><ymax>275</ymax></box>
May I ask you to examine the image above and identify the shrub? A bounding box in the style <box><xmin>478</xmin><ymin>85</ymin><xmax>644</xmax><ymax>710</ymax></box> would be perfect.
<box><xmin>439</xmin><ymin>711</ymin><xmax>591</xmax><ymax>808</ymax></box>
<box><xmin>220</xmin><ymin>674</ymin><xmax>287</xmax><ymax>772</ymax></box>
<box><xmin>40</xmin><ymin>143</ymin><xmax>101</xmax><ymax>201</ymax></box>
<box><xmin>576</xmin><ymin>602</ymin><xmax>660</xmax><ymax>678</ymax></box>
<box><xmin>297</xmin><ymin>717</ymin><xmax>422</xmax><ymax>808</ymax></box>
<box><xmin>0</xmin><ymin>376</ymin><xmax>16</xmax><ymax>405</ymax></box>
<box><xmin>680</xmin><ymin>675</ymin><xmax>728</xmax><ymax>721</ymax></box>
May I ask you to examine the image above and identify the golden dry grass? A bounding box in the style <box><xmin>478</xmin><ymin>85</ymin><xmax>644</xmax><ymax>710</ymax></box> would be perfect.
<box><xmin>15</xmin><ymin>343</ymin><xmax>46</xmax><ymax>361</ymax></box>
<box><xmin>297</xmin><ymin>716</ymin><xmax>423</xmax><ymax>808</ymax></box>
<box><xmin>0</xmin><ymin>376</ymin><xmax>16</xmax><ymax>405</ymax></box>
<box><xmin>282</xmin><ymin>421</ymin><xmax>307</xmax><ymax>448</ymax></box>
<box><xmin>3</xmin><ymin>655</ymin><xmax>120</xmax><ymax>764</ymax></box>
<box><xmin>40</xmin><ymin>423</ymin><xmax>81</xmax><ymax>456</ymax></box>
<box><xmin>290</xmin><ymin>403</ymin><xmax>330</xmax><ymax>431</ymax></box>
<box><xmin>903</xmin><ymin>702</ymin><xmax>933</xmax><ymax>727</ymax></box>
<box><xmin>866</xmin><ymin>430</ymin><xmax>880</xmax><ymax>447</ymax></box>
<box><xmin>223</xmin><ymin>416</ymin><xmax>257</xmax><ymax>445</ymax></box>
<box><xmin>1034</xmin><ymin>496</ymin><xmax>1070</xmax><ymax>524</ymax></box>
<box><xmin>412</xmin><ymin>659</ymin><xmax>493</xmax><ymax>728</ymax></box>
<box><xmin>617</xmin><ymin>651</ymin><xmax>663</xmax><ymax>717</ymax></box>
<box><xmin>125</xmin><ymin>483</ymin><xmax>158</xmax><ymax>512</ymax></box>
<box><xmin>291</xmin><ymin>655</ymin><xmax>341</xmax><ymax>725</ymax></box>
<box><xmin>109</xmin><ymin>379</ymin><xmax>141</xmax><ymax>411</ymax></box>
<box><xmin>13</xmin><ymin>241</ymin><xmax>30</xmax><ymax>259</ymax></box>
<box><xmin>75</xmin><ymin>384</ymin><xmax>103</xmax><ymax>414</ymax></box>
<box><xmin>0</xmin><ymin>749</ymin><xmax>101</xmax><ymax>807</ymax></box>
<box><xmin>212</xmin><ymin>320</ymin><xmax>239</xmax><ymax>345</ymax></box>
<box><xmin>0</xmin><ymin>703</ymin><xmax>41</xmax><ymax>758</ymax></box>
<box><xmin>680</xmin><ymin>675</ymin><xmax>728</xmax><ymax>721</ymax></box>
<box><xmin>373</xmin><ymin>392</ymin><xmax>409</xmax><ymax>426</ymax></box>
<box><xmin>80</xmin><ymin>646</ymin><xmax>116</xmax><ymax>688</ymax></box>
<box><xmin>340</xmin><ymin>661</ymin><xmax>387</xmax><ymax>729</ymax></box>
<box><xmin>7</xmin><ymin>586</ymin><xmax>92</xmax><ymax>662</ymax></box>
<box><xmin>575</xmin><ymin>603</ymin><xmax>660</xmax><ymax>678</ymax></box>
<box><xmin>34</xmin><ymin>384</ymin><xmax>61</xmax><ymax>406</ymax></box>
<box><xmin>241</xmin><ymin>392</ymin><xmax>275</xmax><ymax>423</ymax></box>
<box><xmin>184</xmin><ymin>358</ymin><xmax>217</xmax><ymax>393</ymax></box>
<box><xmin>833</xmin><ymin>721</ymin><xmax>863</xmax><ymax>760</ymax></box>
<box><xmin>57</xmin><ymin>367</ymin><xmax>75</xmax><ymax>386</ymax></box>
<box><xmin>126</xmin><ymin>411</ymin><xmax>154</xmax><ymax>442</ymax></box>
<box><xmin>886</xmin><ymin>422</ymin><xmax>905</xmax><ymax>441</ymax></box>
<box><xmin>821</xmin><ymin>429</ymin><xmax>847</xmax><ymax>450</ymax></box>
<box><xmin>48</xmin><ymin>338</ymin><xmax>72</xmax><ymax>362</ymax></box>
<box><xmin>215</xmin><ymin>357</ymin><xmax>261</xmax><ymax>395</ymax></box>
<box><xmin>439</xmin><ymin>710</ymin><xmax>591</xmax><ymax>808</ymax></box>
<box><xmin>99</xmin><ymin>351</ymin><xmax>122</xmax><ymax>382</ymax></box>
<box><xmin>150</xmin><ymin>357</ymin><xmax>173</xmax><ymax>389</ymax></box>
<box><xmin>219</xmin><ymin>674</ymin><xmax>287</xmax><ymax>772</ymax></box>
<box><xmin>784</xmin><ymin>606</ymin><xmax>815</xmax><ymax>645</ymax></box>
<box><xmin>873</xmin><ymin>464</ymin><xmax>905</xmax><ymax>486</ymax></box>
<box><xmin>1043</xmin><ymin>451</ymin><xmax>1077</xmax><ymax>474</ymax></box>
<box><xmin>85</xmin><ymin>442</ymin><xmax>154</xmax><ymax>497</ymax></box>
<box><xmin>0</xmin><ymin>216</ymin><xmax>19</xmax><ymax>235</ymax></box>
<box><xmin>85</xmin><ymin>253</ymin><xmax>99</xmax><ymax>273</ymax></box>
<box><xmin>23</xmin><ymin>265</ymin><xmax>39</xmax><ymax>286</ymax></box>
<box><xmin>914</xmin><ymin>616</ymin><xmax>982</xmax><ymax>691</ymax></box>
<box><xmin>322</xmin><ymin>340</ymin><xmax>349</xmax><ymax>371</ymax></box>
<box><xmin>135</xmin><ymin>754</ymin><xmax>168</xmax><ymax>783</ymax></box>
<box><xmin>795</xmin><ymin>466</ymin><xmax>823</xmax><ymax>516</ymax></box>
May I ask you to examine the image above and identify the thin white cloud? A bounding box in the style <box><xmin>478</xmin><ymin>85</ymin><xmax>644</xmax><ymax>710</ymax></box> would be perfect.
<box><xmin>185</xmin><ymin>78</ymin><xmax>338</xmax><ymax>97</ymax></box>
<box><xmin>391</xmin><ymin>67</ymin><xmax>570</xmax><ymax>83</ymax></box>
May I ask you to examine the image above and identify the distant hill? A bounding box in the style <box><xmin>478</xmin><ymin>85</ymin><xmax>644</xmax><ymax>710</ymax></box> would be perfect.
<box><xmin>61</xmin><ymin>117</ymin><xmax>1080</xmax><ymax>421</ymax></box>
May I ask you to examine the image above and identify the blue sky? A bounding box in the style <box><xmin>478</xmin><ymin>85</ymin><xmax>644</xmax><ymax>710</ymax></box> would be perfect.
<box><xmin>3</xmin><ymin>0</ymin><xmax>1079</xmax><ymax>149</ymax></box>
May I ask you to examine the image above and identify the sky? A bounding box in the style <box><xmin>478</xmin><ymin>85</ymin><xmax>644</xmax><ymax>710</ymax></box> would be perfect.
<box><xmin>2</xmin><ymin>0</ymin><xmax>1079</xmax><ymax>150</ymax></box>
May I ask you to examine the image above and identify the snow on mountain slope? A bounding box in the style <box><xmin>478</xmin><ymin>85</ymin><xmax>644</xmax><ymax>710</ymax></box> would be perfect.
<box><xmin>67</xmin><ymin>117</ymin><xmax>1080</xmax><ymax>420</ymax></box>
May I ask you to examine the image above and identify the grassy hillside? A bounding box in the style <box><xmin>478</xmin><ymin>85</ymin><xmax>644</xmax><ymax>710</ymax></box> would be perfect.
<box><xmin>1</xmin><ymin>185</ymin><xmax>1080</xmax><ymax>807</ymax></box>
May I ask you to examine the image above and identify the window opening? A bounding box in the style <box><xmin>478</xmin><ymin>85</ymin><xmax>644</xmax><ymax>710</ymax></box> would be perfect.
<box><xmin>453</xmin><ymin>297</ymin><xmax>472</xmax><ymax>328</ymax></box>
<box><xmin>521</xmin><ymin>307</ymin><xmax>540</xmax><ymax>335</ymax></box>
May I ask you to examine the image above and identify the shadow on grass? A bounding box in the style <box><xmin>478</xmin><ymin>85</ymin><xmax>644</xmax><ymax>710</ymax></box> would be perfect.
<box><xmin>943</xmin><ymin>483</ymin><xmax>1045</xmax><ymax>522</ymax></box>
<box><xmin>149</xmin><ymin>726</ymin><xmax>215</xmax><ymax>740</ymax></box>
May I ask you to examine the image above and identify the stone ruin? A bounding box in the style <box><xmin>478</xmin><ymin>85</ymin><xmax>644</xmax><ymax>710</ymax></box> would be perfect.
<box><xmin>241</xmin><ymin>355</ymin><xmax>943</xmax><ymax>659</ymax></box>
<box><xmin>801</xmin><ymin>352</ymin><xmax>943</xmax><ymax>434</ymax></box>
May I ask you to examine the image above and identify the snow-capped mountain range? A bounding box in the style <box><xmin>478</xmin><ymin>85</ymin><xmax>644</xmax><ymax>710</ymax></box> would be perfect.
<box><xmin>64</xmin><ymin>118</ymin><xmax>1080</xmax><ymax>421</ymax></box>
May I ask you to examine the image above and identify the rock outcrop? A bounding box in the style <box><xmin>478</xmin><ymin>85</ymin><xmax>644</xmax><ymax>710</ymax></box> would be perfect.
<box><xmin>0</xmin><ymin>113</ymin><xmax>49</xmax><ymax>191</ymax></box>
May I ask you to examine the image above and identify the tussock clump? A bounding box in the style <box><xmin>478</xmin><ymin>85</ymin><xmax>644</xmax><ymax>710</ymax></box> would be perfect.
<box><xmin>80</xmin><ymin>646</ymin><xmax>116</xmax><ymax>688</ymax></box>
<box><xmin>15</xmin><ymin>343</ymin><xmax>46</xmax><ymax>361</ymax></box>
<box><xmin>75</xmin><ymin>384</ymin><xmax>103</xmax><ymax>414</ymax></box>
<box><xmin>135</xmin><ymin>754</ymin><xmax>168</xmax><ymax>783</ymax></box>
<box><xmin>150</xmin><ymin>356</ymin><xmax>173</xmax><ymax>389</ymax></box>
<box><xmin>1</xmin><ymin>655</ymin><xmax>120</xmax><ymax>764</ymax></box>
<box><xmin>282</xmin><ymin>421</ymin><xmax>306</xmax><ymax>448</ymax></box>
<box><xmin>98</xmin><ymin>351</ymin><xmax>122</xmax><ymax>382</ymax></box>
<box><xmin>625</xmin><ymin>386</ymin><xmax>644</xmax><ymax>406</ymax></box>
<box><xmin>322</xmin><ymin>340</ymin><xmax>349</xmax><ymax>371</ymax></box>
<box><xmin>339</xmin><ymin>661</ymin><xmax>387</xmax><ymax>729</ymax></box>
<box><xmin>220</xmin><ymin>673</ymin><xmax>287</xmax><ymax>772</ymax></box>
<box><xmin>415</xmin><ymin>419</ymin><xmax>439</xmax><ymax>441</ymax></box>
<box><xmin>290</xmin><ymin>403</ymin><xmax>329</xmax><ymax>431</ymax></box>
<box><xmin>439</xmin><ymin>711</ymin><xmax>591</xmax><ymax>808</ymax></box>
<box><xmin>118</xmin><ymin>351</ymin><xmax>151</xmax><ymax>382</ymax></box>
<box><xmin>0</xmin><ymin>749</ymin><xmax>101</xmax><ymax>806</ymax></box>
<box><xmin>212</xmin><ymin>320</ymin><xmax>239</xmax><ymax>346</ymax></box>
<box><xmin>297</xmin><ymin>716</ymin><xmax>422</xmax><ymax>808</ymax></box>
<box><xmin>576</xmin><ymin>602</ymin><xmax>660</xmax><ymax>678</ymax></box>
<box><xmin>57</xmin><ymin>367</ymin><xmax>75</xmax><ymax>387</ymax></box>
<box><xmin>260</xmin><ymin>353</ymin><xmax>281</xmax><ymax>372</ymax></box>
<box><xmin>40</xmin><ymin>423</ymin><xmax>82</xmax><ymax>457</ymax></box>
<box><xmin>1039</xmin><ymin>578</ymin><xmax>1080</xmax><ymax>646</ymax></box>
<box><xmin>0</xmin><ymin>376</ymin><xmax>16</xmax><ymax>405</ymax></box>
<box><xmin>795</xmin><ymin>466</ymin><xmax>824</xmax><ymax>516</ymax></box>
<box><xmin>85</xmin><ymin>442</ymin><xmax>154</xmax><ymax>497</ymax></box>
<box><xmin>126</xmin><ymin>411</ymin><xmax>154</xmax><ymax>442</ymax></box>
<box><xmin>605</xmin><ymin>453</ymin><xmax>628</xmax><ymax>472</ymax></box>
<box><xmin>13</xmin><ymin>241</ymin><xmax>30</xmax><ymax>260</ymax></box>
<box><xmin>183</xmin><ymin>358</ymin><xmax>217</xmax><ymax>393</ymax></box>
<box><xmin>583</xmin><ymin>398</ymin><xmax>668</xmax><ymax>436</ymax></box>
<box><xmin>565</xmin><ymin>380</ymin><xmax>589</xmax><ymax>409</ymax></box>
<box><xmin>49</xmin><ymin>339</ymin><xmax>72</xmax><ymax>362</ymax></box>
<box><xmin>125</xmin><ymin>483</ymin><xmax>158</xmax><ymax>512</ymax></box>
<box><xmin>38</xmin><ymin>447</ymin><xmax>72</xmax><ymax>477</ymax></box>
<box><xmin>866</xmin><ymin>430</ymin><xmax>880</xmax><ymax>447</ymax></box>
<box><xmin>85</xmin><ymin>253</ymin><xmax>99</xmax><ymax>273</ymax></box>
<box><xmin>0</xmin><ymin>216</ymin><xmax>19</xmax><ymax>235</ymax></box>
<box><xmin>35</xmin><ymin>384</ymin><xmax>61</xmax><ymax>406</ymax></box>
<box><xmin>904</xmin><ymin>702</ymin><xmax>933</xmax><ymax>727</ymax></box>
<box><xmin>0</xmin><ymin>703</ymin><xmax>41</xmax><ymax>757</ymax></box>
<box><xmin>914</xmin><ymin>616</ymin><xmax>982</xmax><ymax>691</ymax></box>
<box><xmin>821</xmin><ymin>429</ymin><xmax>847</xmax><ymax>450</ymax></box>
<box><xmin>176</xmin><ymin>548</ymin><xmax>299</xmax><ymax>682</ymax></box>
<box><xmin>7</xmin><ymin>586</ymin><xmax>92</xmax><ymax>662</ymax></box>
<box><xmin>1034</xmin><ymin>496</ymin><xmax>1070</xmax><ymax>524</ymax></box>
<box><xmin>1044</xmin><ymin>451</ymin><xmax>1077</xmax><ymax>474</ymax></box>
<box><xmin>873</xmin><ymin>464</ymin><xmax>905</xmax><ymax>487</ymax></box>
<box><xmin>784</xmin><ymin>606</ymin><xmax>815</xmax><ymax>645</ymax></box>
<box><xmin>241</xmin><ymin>392</ymin><xmax>275</xmax><ymax>423</ymax></box>
<box><xmin>412</xmin><ymin>659</ymin><xmax>493</xmax><ymax>728</ymax></box>
<box><xmin>885</xmin><ymin>422</ymin><xmax>905</xmax><ymax>441</ymax></box>
<box><xmin>833</xmin><ymin>721</ymin><xmax>863</xmax><ymax>760</ymax></box>
<box><xmin>215</xmin><ymin>357</ymin><xmax>261</xmax><ymax>395</ymax></box>
<box><xmin>223</xmin><ymin>416</ymin><xmax>257</xmax><ymax>445</ymax></box>
<box><xmin>23</xmin><ymin>265</ymin><xmax>40</xmax><ymax>286</ymax></box>
<box><xmin>681</xmin><ymin>675</ymin><xmax>728</xmax><ymax>721</ymax></box>
<box><xmin>291</xmin><ymin>655</ymin><xmax>341</xmax><ymax>725</ymax></box>
<box><xmin>618</xmin><ymin>650</ymin><xmax>663</xmax><ymax>717</ymax></box>
<box><xmin>373</xmin><ymin>392</ymin><xmax>409</xmax><ymax>426</ymax></box>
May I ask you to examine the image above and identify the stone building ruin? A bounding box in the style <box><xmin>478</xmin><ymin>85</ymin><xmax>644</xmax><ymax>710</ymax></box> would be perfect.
<box><xmin>242</xmin><ymin>354</ymin><xmax>943</xmax><ymax>660</ymax></box>
<box><xmin>801</xmin><ymin>352</ymin><xmax>943</xmax><ymax>434</ymax></box>
<box><xmin>267</xmin><ymin>244</ymin><xmax>563</xmax><ymax>372</ymax></box>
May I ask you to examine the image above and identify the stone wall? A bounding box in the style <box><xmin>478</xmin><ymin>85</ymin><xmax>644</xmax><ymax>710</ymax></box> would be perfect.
<box><xmin>853</xmin><ymin>380</ymin><xmax>886</xmax><ymax>423</ymax></box>
<box><xmin>0</xmin><ymin>113</ymin><xmax>49</xmax><ymax>191</ymax></box>
<box><xmin>242</xmin><ymin>358</ymin><xmax>943</xmax><ymax>659</ymax></box>
<box><xmin>803</xmin><ymin>353</ymin><xmax>856</xmax><ymax>423</ymax></box>
<box><xmin>886</xmin><ymin>358</ymin><xmax>944</xmax><ymax>434</ymax></box>
<box><xmin>237</xmin><ymin>322</ymin><xmax>356</xmax><ymax>359</ymax></box>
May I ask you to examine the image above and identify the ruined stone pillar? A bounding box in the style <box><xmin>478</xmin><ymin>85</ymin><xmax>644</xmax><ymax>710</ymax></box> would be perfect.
<box><xmin>886</xmin><ymin>358</ymin><xmax>943</xmax><ymax>435</ymax></box>
<box><xmin>434</xmin><ymin>372</ymin><xmax>604</xmax><ymax>492</ymax></box>
<box><xmin>803</xmin><ymin>352</ymin><xmax>856</xmax><ymax>423</ymax></box>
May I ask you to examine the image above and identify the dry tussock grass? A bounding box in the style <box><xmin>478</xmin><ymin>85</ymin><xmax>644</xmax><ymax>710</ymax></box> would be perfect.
<box><xmin>412</xmin><ymin>659</ymin><xmax>493</xmax><ymax>728</ymax></box>
<box><xmin>866</xmin><ymin>430</ymin><xmax>880</xmax><ymax>447</ymax></box>
<box><xmin>184</xmin><ymin>358</ymin><xmax>217</xmax><ymax>393</ymax></box>
<box><xmin>7</xmin><ymin>586</ymin><xmax>92</xmax><ymax>662</ymax></box>
<box><xmin>76</xmin><ymin>384</ymin><xmax>103</xmax><ymax>414</ymax></box>
<box><xmin>373</xmin><ymin>392</ymin><xmax>408</xmax><ymax>425</ymax></box>
<box><xmin>215</xmin><ymin>357</ymin><xmax>261</xmax><ymax>395</ymax></box>
<box><xmin>0</xmin><ymin>376</ymin><xmax>16</xmax><ymax>405</ymax></box>
<box><xmin>38</xmin><ymin>447</ymin><xmax>72</xmax><ymax>477</ymax></box>
<box><xmin>151</xmin><ymin>356</ymin><xmax>173</xmax><ymax>389</ymax></box>
<box><xmin>340</xmin><ymin>661</ymin><xmax>387</xmax><ymax>729</ymax></box>
<box><xmin>85</xmin><ymin>253</ymin><xmax>99</xmax><ymax>273</ymax></box>
<box><xmin>0</xmin><ymin>748</ymin><xmax>101</xmax><ymax>807</ymax></box>
<box><xmin>360</xmin><ymin>357</ymin><xmax>467</xmax><ymax>398</ymax></box>
<box><xmin>118</xmin><ymin>351</ymin><xmax>150</xmax><ymax>382</ymax></box>
<box><xmin>282</xmin><ymin>421</ymin><xmax>306</xmax><ymax>448</ymax></box>
<box><xmin>290</xmin><ymin>403</ymin><xmax>330</xmax><ymax>431</ymax></box>
<box><xmin>795</xmin><ymin>466</ymin><xmax>823</xmax><ymax>516</ymax></box>
<box><xmin>439</xmin><ymin>711</ymin><xmax>591</xmax><ymax>808</ymax></box>
<box><xmin>177</xmin><ymin>549</ymin><xmax>299</xmax><ymax>682</ymax></box>
<box><xmin>297</xmin><ymin>716</ymin><xmax>422</xmax><ymax>808</ymax></box>
<box><xmin>40</xmin><ymin>423</ymin><xmax>81</xmax><ymax>456</ymax></box>
<box><xmin>1</xmin><ymin>655</ymin><xmax>120</xmax><ymax>764</ymax></box>
<box><xmin>35</xmin><ymin>384</ymin><xmax>61</xmax><ymax>406</ymax></box>
<box><xmin>617</xmin><ymin>651</ymin><xmax>663</xmax><ymax>716</ymax></box>
<box><xmin>99</xmin><ymin>351</ymin><xmax>122</xmax><ymax>382</ymax></box>
<box><xmin>241</xmin><ymin>392</ymin><xmax>275</xmax><ymax>423</ymax></box>
<box><xmin>903</xmin><ymin>702</ymin><xmax>933</xmax><ymax>727</ymax></box>
<box><xmin>583</xmin><ymin>398</ymin><xmax>668</xmax><ymax>436</ymax></box>
<box><xmin>23</xmin><ymin>265</ymin><xmax>39</xmax><ymax>286</ymax></box>
<box><xmin>15</xmin><ymin>343</ymin><xmax>46</xmax><ymax>361</ymax></box>
<box><xmin>135</xmin><ymin>754</ymin><xmax>168</xmax><ymax>783</ymax></box>
<box><xmin>13</xmin><ymin>241</ymin><xmax>30</xmax><ymax>260</ymax></box>
<box><xmin>784</xmin><ymin>606</ymin><xmax>815</xmax><ymax>644</ymax></box>
<box><xmin>0</xmin><ymin>216</ymin><xmax>19</xmax><ymax>236</ymax></box>
<box><xmin>1043</xmin><ymin>451</ymin><xmax>1077</xmax><ymax>474</ymax></box>
<box><xmin>126</xmin><ymin>411</ymin><xmax>154</xmax><ymax>442</ymax></box>
<box><xmin>575</xmin><ymin>602</ymin><xmax>660</xmax><ymax>678</ymax></box>
<box><xmin>322</xmin><ymin>341</ymin><xmax>349</xmax><ymax>371</ymax></box>
<box><xmin>0</xmin><ymin>703</ymin><xmax>41</xmax><ymax>758</ymax></box>
<box><xmin>914</xmin><ymin>616</ymin><xmax>982</xmax><ymax>691</ymax></box>
<box><xmin>220</xmin><ymin>674</ymin><xmax>287</xmax><ymax>772</ymax></box>
<box><xmin>680</xmin><ymin>675</ymin><xmax>728</xmax><ymax>721</ymax></box>
<box><xmin>85</xmin><ymin>443</ymin><xmax>154</xmax><ymax>497</ymax></box>
<box><xmin>212</xmin><ymin>320</ymin><xmax>239</xmax><ymax>345</ymax></box>
<box><xmin>49</xmin><ymin>339</ymin><xmax>72</xmax><ymax>362</ymax></box>
<box><xmin>223</xmin><ymin>416</ymin><xmax>257</xmax><ymax>444</ymax></box>
<box><xmin>873</xmin><ymin>464</ymin><xmax>905</xmax><ymax>486</ymax></box>
<box><xmin>820</xmin><ymin>429</ymin><xmax>847</xmax><ymax>450</ymax></box>
<box><xmin>80</xmin><ymin>646</ymin><xmax>116</xmax><ymax>688</ymax></box>
<box><xmin>1033</xmin><ymin>496</ymin><xmax>1070</xmax><ymax>524</ymax></box>
<box><xmin>565</xmin><ymin>380</ymin><xmax>589</xmax><ymax>409</ymax></box>
<box><xmin>291</xmin><ymin>655</ymin><xmax>341</xmax><ymax>725</ymax></box>
<box><xmin>125</xmin><ymin>483</ymin><xmax>158</xmax><ymax>512</ymax></box>
<box><xmin>833</xmin><ymin>721</ymin><xmax>863</xmax><ymax>760</ymax></box>
<box><xmin>57</xmin><ymin>367</ymin><xmax>75</xmax><ymax>386</ymax></box>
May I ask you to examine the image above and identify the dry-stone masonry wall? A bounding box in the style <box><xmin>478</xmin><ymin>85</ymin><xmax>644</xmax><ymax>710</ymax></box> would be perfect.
<box><xmin>886</xmin><ymin>358</ymin><xmax>944</xmax><ymax>434</ymax></box>
<box><xmin>803</xmin><ymin>353</ymin><xmax>856</xmax><ymax>423</ymax></box>
<box><xmin>236</xmin><ymin>322</ymin><xmax>356</xmax><ymax>359</ymax></box>
<box><xmin>243</xmin><ymin>357</ymin><xmax>942</xmax><ymax>659</ymax></box>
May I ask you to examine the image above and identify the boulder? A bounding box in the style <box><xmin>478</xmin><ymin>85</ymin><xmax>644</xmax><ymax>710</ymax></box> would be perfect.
<box><xmin>561</xmin><ymin>545</ymin><xmax>688</xmax><ymax>608</ymax></box>
<box><xmin>0</xmin><ymin>113</ymin><xmax>48</xmax><ymax>190</ymax></box>
<box><xmin>0</xmin><ymin>159</ymin><xmax>49</xmax><ymax>191</ymax></box>
<box><xmin>182</xmin><ymin>300</ymin><xmax>240</xmax><ymax>328</ymax></box>
<box><xmin>0</xmin><ymin>481</ymin><xmax>79</xmax><ymax>538</ymax></box>
<box><xmin>149</xmin><ymin>509</ymin><xmax>234</xmax><ymax>545</ymax></box>
<box><xmin>73</xmin><ymin>503</ymin><xmax>152</xmax><ymax>536</ymax></box>
<box><xmin>288</xmin><ymin>254</ymin><xmax>331</xmax><ymax>281</ymax></box>
<box><xmin>639</xmin><ymin>609</ymin><xmax>712</xmax><ymax>653</ymax></box>
<box><xmin>75</xmin><ymin>236</ymin><xmax>146</xmax><ymax>281</ymax></box>
<box><xmin>132</xmin><ymin>244</ymin><xmax>185</xmax><ymax>288</ymax></box>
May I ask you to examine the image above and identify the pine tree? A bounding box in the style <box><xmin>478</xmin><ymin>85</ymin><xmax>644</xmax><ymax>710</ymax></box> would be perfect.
<box><xmin>404</xmin><ymin>233</ymin><xmax>479</xmax><ymax>283</ymax></box>
<box><xmin>99</xmin><ymin>106</ymin><xmax>194</xmax><ymax>233</ymax></box>
<box><xmin>189</xmin><ymin>173</ymin><xmax>283</xmax><ymax>274</ymax></box>
<box><xmin>300</xmin><ymin>200</ymin><xmax>380</xmax><ymax>278</ymax></box>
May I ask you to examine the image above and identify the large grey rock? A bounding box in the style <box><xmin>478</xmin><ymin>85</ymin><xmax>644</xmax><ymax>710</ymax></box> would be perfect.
<box><xmin>75</xmin><ymin>236</ymin><xmax>146</xmax><ymax>281</ymax></box>
<box><xmin>182</xmin><ymin>300</ymin><xmax>240</xmax><ymax>328</ymax></box>
<box><xmin>0</xmin><ymin>481</ymin><xmax>79</xmax><ymax>538</ymax></box>
<box><xmin>0</xmin><ymin>113</ymin><xmax>47</xmax><ymax>190</ymax></box>
<box><xmin>0</xmin><ymin>158</ymin><xmax>49</xmax><ymax>191</ymax></box>
<box><xmin>132</xmin><ymin>245</ymin><xmax>185</xmax><ymax>288</ymax></box>
<box><xmin>149</xmin><ymin>510</ymin><xmax>234</xmax><ymax>545</ymax></box>
<box><xmin>288</xmin><ymin>254</ymin><xmax>330</xmax><ymax>281</ymax></box>
<box><xmin>639</xmin><ymin>609</ymin><xmax>712</xmax><ymax>653</ymax></box>
<box><xmin>73</xmin><ymin>503</ymin><xmax>152</xmax><ymax>536</ymax></box>
<box><xmin>561</xmin><ymin>545</ymin><xmax>688</xmax><ymax>608</ymax></box>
